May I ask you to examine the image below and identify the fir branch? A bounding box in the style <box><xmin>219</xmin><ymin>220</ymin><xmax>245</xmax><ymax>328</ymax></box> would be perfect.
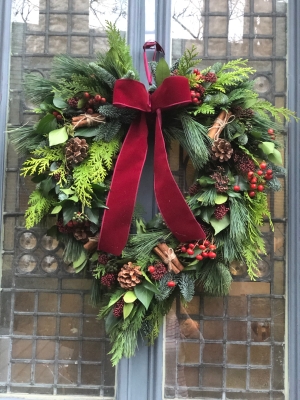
<box><xmin>197</xmin><ymin>261</ymin><xmax>232</xmax><ymax>296</ymax></box>
<box><xmin>229</xmin><ymin>197</ymin><xmax>249</xmax><ymax>241</ymax></box>
<box><xmin>97</xmin><ymin>104</ymin><xmax>137</xmax><ymax>124</ymax></box>
<box><xmin>94</xmin><ymin>120</ymin><xmax>122</xmax><ymax>142</ymax></box>
<box><xmin>252</xmin><ymin>99</ymin><xmax>298</xmax><ymax>122</ymax></box>
<box><xmin>9</xmin><ymin>125</ymin><xmax>46</xmax><ymax>157</ymax></box>
<box><xmin>196</xmin><ymin>187</ymin><xmax>217</xmax><ymax>206</ymax></box>
<box><xmin>89</xmin><ymin>62</ymin><xmax>116</xmax><ymax>89</ymax></box>
<box><xmin>177</xmin><ymin>45</ymin><xmax>200</xmax><ymax>77</ymax></box>
<box><xmin>178</xmin><ymin>272</ymin><xmax>195</xmax><ymax>302</ymax></box>
<box><xmin>180</xmin><ymin>113</ymin><xmax>212</xmax><ymax>169</ymax></box>
<box><xmin>155</xmin><ymin>272</ymin><xmax>178</xmax><ymax>301</ymax></box>
<box><xmin>24</xmin><ymin>74</ymin><xmax>56</xmax><ymax>106</ymax></box>
<box><xmin>25</xmin><ymin>189</ymin><xmax>55</xmax><ymax>228</ymax></box>
<box><xmin>21</xmin><ymin>146</ymin><xmax>65</xmax><ymax>176</ymax></box>
<box><xmin>192</xmin><ymin>103</ymin><xmax>215</xmax><ymax>116</ymax></box>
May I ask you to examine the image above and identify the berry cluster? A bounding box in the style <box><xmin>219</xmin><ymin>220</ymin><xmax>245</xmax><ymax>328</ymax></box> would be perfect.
<box><xmin>82</xmin><ymin>92</ymin><xmax>106</xmax><ymax>114</ymax></box>
<box><xmin>113</xmin><ymin>298</ymin><xmax>124</xmax><ymax>317</ymax></box>
<box><xmin>101</xmin><ymin>273</ymin><xmax>116</xmax><ymax>288</ymax></box>
<box><xmin>180</xmin><ymin>240</ymin><xmax>217</xmax><ymax>260</ymax></box>
<box><xmin>268</xmin><ymin>128</ymin><xmax>276</xmax><ymax>140</ymax></box>
<box><xmin>147</xmin><ymin>262</ymin><xmax>167</xmax><ymax>281</ymax></box>
<box><xmin>247</xmin><ymin>162</ymin><xmax>273</xmax><ymax>197</ymax></box>
<box><xmin>52</xmin><ymin>111</ymin><xmax>63</xmax><ymax>121</ymax></box>
<box><xmin>98</xmin><ymin>253</ymin><xmax>109</xmax><ymax>265</ymax></box>
<box><xmin>214</xmin><ymin>204</ymin><xmax>230</xmax><ymax>220</ymax></box>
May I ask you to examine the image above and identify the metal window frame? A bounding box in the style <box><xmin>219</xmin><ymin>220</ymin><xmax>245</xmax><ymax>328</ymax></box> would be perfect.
<box><xmin>287</xmin><ymin>1</ymin><xmax>300</xmax><ymax>399</ymax></box>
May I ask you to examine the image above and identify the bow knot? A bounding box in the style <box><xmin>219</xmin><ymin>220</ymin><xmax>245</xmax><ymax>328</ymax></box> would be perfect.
<box><xmin>98</xmin><ymin>76</ymin><xmax>205</xmax><ymax>255</ymax></box>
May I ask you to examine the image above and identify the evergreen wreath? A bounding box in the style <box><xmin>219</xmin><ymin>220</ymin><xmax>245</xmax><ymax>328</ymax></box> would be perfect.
<box><xmin>10</xmin><ymin>23</ymin><xmax>297</xmax><ymax>365</ymax></box>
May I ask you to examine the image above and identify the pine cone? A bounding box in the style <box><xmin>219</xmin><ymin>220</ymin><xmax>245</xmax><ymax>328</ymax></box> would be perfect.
<box><xmin>65</xmin><ymin>138</ymin><xmax>88</xmax><ymax>165</ymax></box>
<box><xmin>117</xmin><ymin>262</ymin><xmax>143</xmax><ymax>289</ymax></box>
<box><xmin>212</xmin><ymin>138</ymin><xmax>233</xmax><ymax>162</ymax></box>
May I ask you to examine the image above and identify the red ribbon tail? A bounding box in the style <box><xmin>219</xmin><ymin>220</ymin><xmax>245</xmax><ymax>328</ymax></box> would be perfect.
<box><xmin>154</xmin><ymin>111</ymin><xmax>205</xmax><ymax>243</ymax></box>
<box><xmin>98</xmin><ymin>114</ymin><xmax>148</xmax><ymax>255</ymax></box>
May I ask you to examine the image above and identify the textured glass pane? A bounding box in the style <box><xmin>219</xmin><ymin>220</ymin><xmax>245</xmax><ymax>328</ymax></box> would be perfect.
<box><xmin>0</xmin><ymin>0</ymin><xmax>127</xmax><ymax>396</ymax></box>
<box><xmin>165</xmin><ymin>0</ymin><xmax>287</xmax><ymax>397</ymax></box>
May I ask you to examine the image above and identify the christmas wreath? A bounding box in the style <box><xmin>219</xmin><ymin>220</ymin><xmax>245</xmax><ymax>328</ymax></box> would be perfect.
<box><xmin>10</xmin><ymin>23</ymin><xmax>296</xmax><ymax>365</ymax></box>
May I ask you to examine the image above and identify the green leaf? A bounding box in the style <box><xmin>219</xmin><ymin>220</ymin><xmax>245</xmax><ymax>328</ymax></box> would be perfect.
<box><xmin>215</xmin><ymin>194</ymin><xmax>228</xmax><ymax>204</ymax></box>
<box><xmin>250</xmin><ymin>130</ymin><xmax>262</xmax><ymax>139</ymax></box>
<box><xmin>63</xmin><ymin>203</ymin><xmax>78</xmax><ymax>224</ymax></box>
<box><xmin>141</xmin><ymin>279</ymin><xmax>160</xmax><ymax>295</ymax></box>
<box><xmin>107</xmin><ymin>290</ymin><xmax>124</xmax><ymax>308</ymax></box>
<box><xmin>31</xmin><ymin>173</ymin><xmax>47</xmax><ymax>183</ymax></box>
<box><xmin>49</xmin><ymin>126</ymin><xmax>68</xmax><ymax>147</ymax></box>
<box><xmin>77</xmin><ymin>98</ymin><xmax>86</xmax><ymax>109</ymax></box>
<box><xmin>123</xmin><ymin>302</ymin><xmax>134</xmax><ymax>319</ymax></box>
<box><xmin>74</xmin><ymin>259</ymin><xmax>87</xmax><ymax>273</ymax></box>
<box><xmin>60</xmin><ymin>188</ymin><xmax>75</xmax><ymax>195</ymax></box>
<box><xmin>39</xmin><ymin>177</ymin><xmax>55</xmax><ymax>196</ymax></box>
<box><xmin>227</xmin><ymin>190</ymin><xmax>242</xmax><ymax>198</ymax></box>
<box><xmin>258</xmin><ymin>141</ymin><xmax>275</xmax><ymax>155</ymax></box>
<box><xmin>210</xmin><ymin>214</ymin><xmax>230</xmax><ymax>234</ymax></box>
<box><xmin>36</xmin><ymin>114</ymin><xmax>57</xmax><ymax>134</ymax></box>
<box><xmin>268</xmin><ymin>148</ymin><xmax>283</xmax><ymax>165</ymax></box>
<box><xmin>51</xmin><ymin>205</ymin><xmax>62</xmax><ymax>214</ymax></box>
<box><xmin>84</xmin><ymin>207</ymin><xmax>100</xmax><ymax>225</ymax></box>
<box><xmin>123</xmin><ymin>291</ymin><xmax>137</xmax><ymax>303</ymax></box>
<box><xmin>74</xmin><ymin>127</ymin><xmax>100</xmax><ymax>137</ymax></box>
<box><xmin>155</xmin><ymin>58</ymin><xmax>171</xmax><ymax>86</ymax></box>
<box><xmin>234</xmin><ymin>176</ymin><xmax>249</xmax><ymax>191</ymax></box>
<box><xmin>73</xmin><ymin>251</ymin><xmax>87</xmax><ymax>269</ymax></box>
<box><xmin>142</xmin><ymin>271</ymin><xmax>153</xmax><ymax>284</ymax></box>
<box><xmin>243</xmin><ymin>98</ymin><xmax>257</xmax><ymax>109</ymax></box>
<box><xmin>198</xmin><ymin>176</ymin><xmax>215</xmax><ymax>186</ymax></box>
<box><xmin>201</xmin><ymin>207</ymin><xmax>215</xmax><ymax>224</ymax></box>
<box><xmin>105</xmin><ymin>309</ymin><xmax>120</xmax><ymax>334</ymax></box>
<box><xmin>68</xmin><ymin>195</ymin><xmax>79</xmax><ymax>202</ymax></box>
<box><xmin>134</xmin><ymin>285</ymin><xmax>154</xmax><ymax>310</ymax></box>
<box><xmin>53</xmin><ymin>96</ymin><xmax>68</xmax><ymax>109</ymax></box>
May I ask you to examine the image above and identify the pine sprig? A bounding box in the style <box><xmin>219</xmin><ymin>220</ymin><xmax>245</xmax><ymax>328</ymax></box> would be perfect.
<box><xmin>178</xmin><ymin>272</ymin><xmax>195</xmax><ymax>302</ymax></box>
<box><xmin>252</xmin><ymin>100</ymin><xmax>298</xmax><ymax>122</ymax></box>
<box><xmin>192</xmin><ymin>103</ymin><xmax>215</xmax><ymax>116</ymax></box>
<box><xmin>177</xmin><ymin>45</ymin><xmax>200</xmax><ymax>77</ymax></box>
<box><xmin>9</xmin><ymin>125</ymin><xmax>46</xmax><ymax>157</ymax></box>
<box><xmin>197</xmin><ymin>262</ymin><xmax>232</xmax><ymax>296</ymax></box>
<box><xmin>25</xmin><ymin>189</ymin><xmax>55</xmax><ymax>228</ymax></box>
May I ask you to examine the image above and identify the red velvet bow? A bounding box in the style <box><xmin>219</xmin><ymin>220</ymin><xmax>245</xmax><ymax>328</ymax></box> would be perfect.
<box><xmin>97</xmin><ymin>76</ymin><xmax>205</xmax><ymax>255</ymax></box>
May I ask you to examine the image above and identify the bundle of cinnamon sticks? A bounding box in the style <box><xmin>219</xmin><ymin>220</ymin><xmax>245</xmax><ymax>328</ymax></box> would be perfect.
<box><xmin>153</xmin><ymin>242</ymin><xmax>184</xmax><ymax>274</ymax></box>
<box><xmin>71</xmin><ymin>113</ymin><xmax>105</xmax><ymax>129</ymax></box>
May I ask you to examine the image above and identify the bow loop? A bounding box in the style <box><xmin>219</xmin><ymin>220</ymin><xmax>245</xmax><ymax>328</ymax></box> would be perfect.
<box><xmin>113</xmin><ymin>79</ymin><xmax>151</xmax><ymax>112</ymax></box>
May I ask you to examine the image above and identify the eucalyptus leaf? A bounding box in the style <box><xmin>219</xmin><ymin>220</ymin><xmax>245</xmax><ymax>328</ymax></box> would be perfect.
<box><xmin>123</xmin><ymin>291</ymin><xmax>137</xmax><ymax>303</ymax></box>
<box><xmin>35</xmin><ymin>114</ymin><xmax>57</xmax><ymax>134</ymax></box>
<box><xmin>258</xmin><ymin>141</ymin><xmax>275</xmax><ymax>155</ymax></box>
<box><xmin>123</xmin><ymin>302</ymin><xmax>134</xmax><ymax>319</ymax></box>
<box><xmin>49</xmin><ymin>126</ymin><xmax>68</xmax><ymax>147</ymax></box>
<box><xmin>210</xmin><ymin>214</ymin><xmax>230</xmax><ymax>235</ymax></box>
<box><xmin>73</xmin><ymin>251</ymin><xmax>87</xmax><ymax>269</ymax></box>
<box><xmin>215</xmin><ymin>194</ymin><xmax>228</xmax><ymax>204</ymax></box>
<box><xmin>268</xmin><ymin>148</ymin><xmax>283</xmax><ymax>165</ymax></box>
<box><xmin>51</xmin><ymin>205</ymin><xmax>62</xmax><ymax>214</ymax></box>
<box><xmin>134</xmin><ymin>284</ymin><xmax>154</xmax><ymax>310</ymax></box>
<box><xmin>155</xmin><ymin>58</ymin><xmax>171</xmax><ymax>86</ymax></box>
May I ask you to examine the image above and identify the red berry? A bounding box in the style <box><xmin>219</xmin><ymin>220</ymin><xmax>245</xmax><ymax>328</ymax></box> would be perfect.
<box><xmin>257</xmin><ymin>170</ymin><xmax>263</xmax><ymax>176</ymax></box>
<box><xmin>193</xmin><ymin>69</ymin><xmax>199</xmax><ymax>74</ymax></box>
<box><xmin>257</xmin><ymin>185</ymin><xmax>264</xmax><ymax>192</ymax></box>
<box><xmin>208</xmin><ymin>251</ymin><xmax>216</xmax><ymax>259</ymax></box>
<box><xmin>196</xmin><ymin>254</ymin><xmax>203</xmax><ymax>261</ymax></box>
<box><xmin>86</xmin><ymin>108</ymin><xmax>94</xmax><ymax>114</ymax></box>
<box><xmin>181</xmin><ymin>246</ymin><xmax>187</xmax><ymax>253</ymax></box>
<box><xmin>88</xmin><ymin>99</ymin><xmax>95</xmax><ymax>105</ymax></box>
<box><xmin>83</xmin><ymin>92</ymin><xmax>90</xmax><ymax>99</ymax></box>
<box><xmin>233</xmin><ymin>185</ymin><xmax>240</xmax><ymax>192</ymax></box>
<box><xmin>202</xmin><ymin>252</ymin><xmax>209</xmax><ymax>258</ymax></box>
<box><xmin>94</xmin><ymin>94</ymin><xmax>102</xmax><ymax>102</ymax></box>
<box><xmin>248</xmin><ymin>191</ymin><xmax>256</xmax><ymax>198</ymax></box>
<box><xmin>250</xmin><ymin>183</ymin><xmax>257</xmax><ymax>190</ymax></box>
<box><xmin>209</xmin><ymin>244</ymin><xmax>217</xmax><ymax>250</ymax></box>
<box><xmin>260</xmin><ymin>162</ymin><xmax>267</xmax><ymax>170</ymax></box>
<box><xmin>187</xmin><ymin>248</ymin><xmax>194</xmax><ymax>255</ymax></box>
<box><xmin>203</xmin><ymin>240</ymin><xmax>210</xmax><ymax>247</ymax></box>
<box><xmin>248</xmin><ymin>171</ymin><xmax>254</xmax><ymax>179</ymax></box>
<box><xmin>199</xmin><ymin>244</ymin><xmax>206</xmax><ymax>250</ymax></box>
<box><xmin>192</xmin><ymin>97</ymin><xmax>199</xmax><ymax>104</ymax></box>
<box><xmin>148</xmin><ymin>266</ymin><xmax>155</xmax><ymax>273</ymax></box>
<box><xmin>266</xmin><ymin>169</ymin><xmax>272</xmax><ymax>175</ymax></box>
<box><xmin>250</xmin><ymin>177</ymin><xmax>257</xmax><ymax>184</ymax></box>
<box><xmin>52</xmin><ymin>111</ymin><xmax>58</xmax><ymax>117</ymax></box>
<box><xmin>167</xmin><ymin>281</ymin><xmax>176</xmax><ymax>288</ymax></box>
<box><xmin>190</xmin><ymin>90</ymin><xmax>196</xmax><ymax>97</ymax></box>
<box><xmin>189</xmin><ymin>243</ymin><xmax>195</xmax><ymax>249</ymax></box>
<box><xmin>67</xmin><ymin>221</ymin><xmax>73</xmax><ymax>227</ymax></box>
<box><xmin>267</xmin><ymin>128</ymin><xmax>274</xmax><ymax>134</ymax></box>
<box><xmin>265</xmin><ymin>174</ymin><xmax>273</xmax><ymax>180</ymax></box>
<box><xmin>100</xmin><ymin>97</ymin><xmax>106</xmax><ymax>103</ymax></box>
<box><xmin>56</xmin><ymin>114</ymin><xmax>63</xmax><ymax>120</ymax></box>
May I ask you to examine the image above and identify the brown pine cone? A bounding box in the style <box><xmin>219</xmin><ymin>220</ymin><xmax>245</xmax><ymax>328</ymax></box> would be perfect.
<box><xmin>65</xmin><ymin>137</ymin><xmax>89</xmax><ymax>165</ymax></box>
<box><xmin>212</xmin><ymin>138</ymin><xmax>233</xmax><ymax>162</ymax></box>
<box><xmin>117</xmin><ymin>262</ymin><xmax>143</xmax><ymax>289</ymax></box>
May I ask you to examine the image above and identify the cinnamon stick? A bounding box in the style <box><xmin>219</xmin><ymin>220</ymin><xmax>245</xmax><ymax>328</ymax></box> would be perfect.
<box><xmin>208</xmin><ymin>111</ymin><xmax>233</xmax><ymax>140</ymax></box>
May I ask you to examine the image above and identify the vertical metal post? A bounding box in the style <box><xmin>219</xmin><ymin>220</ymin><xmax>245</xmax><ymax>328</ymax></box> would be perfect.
<box><xmin>0</xmin><ymin>0</ymin><xmax>12</xmax><ymax>249</ymax></box>
<box><xmin>287</xmin><ymin>0</ymin><xmax>300</xmax><ymax>398</ymax></box>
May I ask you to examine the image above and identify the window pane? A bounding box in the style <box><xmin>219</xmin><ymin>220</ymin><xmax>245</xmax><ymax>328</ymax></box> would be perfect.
<box><xmin>165</xmin><ymin>0</ymin><xmax>287</xmax><ymax>398</ymax></box>
<box><xmin>0</xmin><ymin>0</ymin><xmax>128</xmax><ymax>396</ymax></box>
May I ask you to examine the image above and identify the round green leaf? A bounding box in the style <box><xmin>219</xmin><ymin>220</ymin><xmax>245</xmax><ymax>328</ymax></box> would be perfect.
<box><xmin>268</xmin><ymin>148</ymin><xmax>283</xmax><ymax>165</ymax></box>
<box><xmin>36</xmin><ymin>114</ymin><xmax>57</xmax><ymax>134</ymax></box>
<box><xmin>49</xmin><ymin>126</ymin><xmax>68</xmax><ymax>147</ymax></box>
<box><xmin>53</xmin><ymin>96</ymin><xmax>68</xmax><ymax>109</ymax></box>
<box><xmin>134</xmin><ymin>285</ymin><xmax>154</xmax><ymax>310</ymax></box>
<box><xmin>258</xmin><ymin>141</ymin><xmax>275</xmax><ymax>155</ymax></box>
<box><xmin>123</xmin><ymin>291</ymin><xmax>137</xmax><ymax>303</ymax></box>
<box><xmin>210</xmin><ymin>214</ymin><xmax>230</xmax><ymax>235</ymax></box>
<box><xmin>215</xmin><ymin>194</ymin><xmax>228</xmax><ymax>204</ymax></box>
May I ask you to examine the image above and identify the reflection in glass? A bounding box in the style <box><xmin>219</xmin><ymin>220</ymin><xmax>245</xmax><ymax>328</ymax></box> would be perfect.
<box><xmin>19</xmin><ymin>232</ymin><xmax>37</xmax><ymax>250</ymax></box>
<box><xmin>12</xmin><ymin>0</ymin><xmax>40</xmax><ymax>24</ymax></box>
<box><xmin>89</xmin><ymin>0</ymin><xmax>128</xmax><ymax>31</ymax></box>
<box><xmin>18</xmin><ymin>254</ymin><xmax>37</xmax><ymax>273</ymax></box>
<box><xmin>41</xmin><ymin>235</ymin><xmax>59</xmax><ymax>251</ymax></box>
<box><xmin>41</xmin><ymin>256</ymin><xmax>58</xmax><ymax>273</ymax></box>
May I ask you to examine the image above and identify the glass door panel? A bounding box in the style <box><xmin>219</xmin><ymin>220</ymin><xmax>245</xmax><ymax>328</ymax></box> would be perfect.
<box><xmin>0</xmin><ymin>0</ymin><xmax>128</xmax><ymax>396</ymax></box>
<box><xmin>165</xmin><ymin>0</ymin><xmax>287</xmax><ymax>398</ymax></box>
